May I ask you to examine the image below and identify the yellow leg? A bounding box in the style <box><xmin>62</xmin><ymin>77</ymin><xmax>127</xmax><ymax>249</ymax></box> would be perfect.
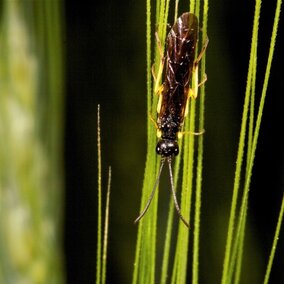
<box><xmin>149</xmin><ymin>112</ymin><xmax>158</xmax><ymax>129</ymax></box>
<box><xmin>192</xmin><ymin>65</ymin><xmax>199</xmax><ymax>99</ymax></box>
<box><xmin>149</xmin><ymin>112</ymin><xmax>162</xmax><ymax>138</ymax></box>
<box><xmin>191</xmin><ymin>37</ymin><xmax>209</xmax><ymax>99</ymax></box>
<box><xmin>156</xmin><ymin>85</ymin><xmax>163</xmax><ymax>113</ymax></box>
<box><xmin>178</xmin><ymin>129</ymin><xmax>205</xmax><ymax>139</ymax></box>
<box><xmin>195</xmin><ymin>37</ymin><xmax>209</xmax><ymax>65</ymax></box>
<box><xmin>185</xmin><ymin>71</ymin><xmax>207</xmax><ymax>117</ymax></box>
<box><xmin>184</xmin><ymin>95</ymin><xmax>191</xmax><ymax>117</ymax></box>
<box><xmin>151</xmin><ymin>64</ymin><xmax>157</xmax><ymax>82</ymax></box>
<box><xmin>155</xmin><ymin>31</ymin><xmax>164</xmax><ymax>59</ymax></box>
<box><xmin>153</xmin><ymin>32</ymin><xmax>165</xmax><ymax>93</ymax></box>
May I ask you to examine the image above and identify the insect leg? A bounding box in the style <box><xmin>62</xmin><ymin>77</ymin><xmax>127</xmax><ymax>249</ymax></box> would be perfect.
<box><xmin>178</xmin><ymin>129</ymin><xmax>205</xmax><ymax>139</ymax></box>
<box><xmin>155</xmin><ymin>83</ymin><xmax>164</xmax><ymax>115</ymax></box>
<box><xmin>153</xmin><ymin>32</ymin><xmax>165</xmax><ymax>93</ymax></box>
<box><xmin>151</xmin><ymin>64</ymin><xmax>157</xmax><ymax>82</ymax></box>
<box><xmin>148</xmin><ymin>112</ymin><xmax>159</xmax><ymax>130</ymax></box>
<box><xmin>184</xmin><ymin>86</ymin><xmax>192</xmax><ymax>117</ymax></box>
<box><xmin>194</xmin><ymin>37</ymin><xmax>209</xmax><ymax>66</ymax></box>
<box><xmin>155</xmin><ymin>31</ymin><xmax>164</xmax><ymax>59</ymax></box>
<box><xmin>191</xmin><ymin>37</ymin><xmax>209</xmax><ymax>99</ymax></box>
<box><xmin>187</xmin><ymin>72</ymin><xmax>207</xmax><ymax>102</ymax></box>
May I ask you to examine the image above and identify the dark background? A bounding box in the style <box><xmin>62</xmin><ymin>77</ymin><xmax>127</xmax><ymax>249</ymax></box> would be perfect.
<box><xmin>64</xmin><ymin>0</ymin><xmax>284</xmax><ymax>283</ymax></box>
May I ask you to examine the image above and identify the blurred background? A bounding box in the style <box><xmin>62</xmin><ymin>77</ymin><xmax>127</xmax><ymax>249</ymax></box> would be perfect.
<box><xmin>1</xmin><ymin>0</ymin><xmax>284</xmax><ymax>283</ymax></box>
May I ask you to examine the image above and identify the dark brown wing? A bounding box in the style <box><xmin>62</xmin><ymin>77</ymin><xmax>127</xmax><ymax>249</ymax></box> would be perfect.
<box><xmin>159</xmin><ymin>13</ymin><xmax>198</xmax><ymax>126</ymax></box>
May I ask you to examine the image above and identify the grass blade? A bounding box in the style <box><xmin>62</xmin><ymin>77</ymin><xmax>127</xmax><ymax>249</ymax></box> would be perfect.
<box><xmin>221</xmin><ymin>0</ymin><xmax>261</xmax><ymax>282</ymax></box>
<box><xmin>263</xmin><ymin>195</ymin><xmax>284</xmax><ymax>284</ymax></box>
<box><xmin>228</xmin><ymin>18</ymin><xmax>259</xmax><ymax>284</ymax></box>
<box><xmin>101</xmin><ymin>167</ymin><xmax>112</xmax><ymax>284</ymax></box>
<box><xmin>222</xmin><ymin>0</ymin><xmax>282</xmax><ymax>282</ymax></box>
<box><xmin>192</xmin><ymin>2</ymin><xmax>208</xmax><ymax>283</ymax></box>
<box><xmin>96</xmin><ymin>105</ymin><xmax>102</xmax><ymax>284</ymax></box>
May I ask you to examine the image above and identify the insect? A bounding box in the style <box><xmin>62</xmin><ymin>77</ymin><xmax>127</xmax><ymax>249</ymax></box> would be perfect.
<box><xmin>135</xmin><ymin>13</ymin><xmax>208</xmax><ymax>227</ymax></box>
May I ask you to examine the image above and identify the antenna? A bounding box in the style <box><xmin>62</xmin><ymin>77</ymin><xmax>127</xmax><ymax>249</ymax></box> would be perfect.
<box><xmin>167</xmin><ymin>157</ymin><xmax>189</xmax><ymax>228</ymax></box>
<box><xmin>134</xmin><ymin>158</ymin><xmax>165</xmax><ymax>224</ymax></box>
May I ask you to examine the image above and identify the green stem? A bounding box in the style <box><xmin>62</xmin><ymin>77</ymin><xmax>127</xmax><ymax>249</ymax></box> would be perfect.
<box><xmin>192</xmin><ymin>2</ymin><xmax>208</xmax><ymax>283</ymax></box>
<box><xmin>221</xmin><ymin>1</ymin><xmax>261</xmax><ymax>282</ymax></box>
<box><xmin>263</xmin><ymin>195</ymin><xmax>284</xmax><ymax>284</ymax></box>
<box><xmin>96</xmin><ymin>105</ymin><xmax>102</xmax><ymax>284</ymax></box>
<box><xmin>101</xmin><ymin>167</ymin><xmax>111</xmax><ymax>284</ymax></box>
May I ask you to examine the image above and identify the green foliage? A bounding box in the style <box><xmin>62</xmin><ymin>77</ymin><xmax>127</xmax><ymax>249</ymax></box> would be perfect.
<box><xmin>221</xmin><ymin>0</ymin><xmax>282</xmax><ymax>282</ymax></box>
<box><xmin>96</xmin><ymin>105</ymin><xmax>112</xmax><ymax>284</ymax></box>
<box><xmin>97</xmin><ymin>105</ymin><xmax>102</xmax><ymax>284</ymax></box>
<box><xmin>0</xmin><ymin>0</ymin><xmax>64</xmax><ymax>282</ymax></box>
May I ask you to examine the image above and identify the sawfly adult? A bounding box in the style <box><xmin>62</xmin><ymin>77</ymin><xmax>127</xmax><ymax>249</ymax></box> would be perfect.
<box><xmin>135</xmin><ymin>12</ymin><xmax>208</xmax><ymax>227</ymax></box>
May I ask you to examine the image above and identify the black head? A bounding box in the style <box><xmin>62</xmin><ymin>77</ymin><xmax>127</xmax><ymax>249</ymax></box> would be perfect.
<box><xmin>156</xmin><ymin>139</ymin><xmax>179</xmax><ymax>157</ymax></box>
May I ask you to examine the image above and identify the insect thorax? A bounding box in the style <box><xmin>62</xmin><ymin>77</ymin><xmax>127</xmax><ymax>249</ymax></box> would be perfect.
<box><xmin>158</xmin><ymin>114</ymin><xmax>181</xmax><ymax>140</ymax></box>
